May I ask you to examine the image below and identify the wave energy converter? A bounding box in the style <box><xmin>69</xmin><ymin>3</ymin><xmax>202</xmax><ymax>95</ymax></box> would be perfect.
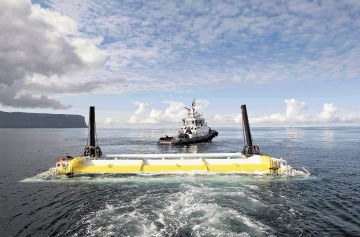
<box><xmin>51</xmin><ymin>105</ymin><xmax>308</xmax><ymax>176</ymax></box>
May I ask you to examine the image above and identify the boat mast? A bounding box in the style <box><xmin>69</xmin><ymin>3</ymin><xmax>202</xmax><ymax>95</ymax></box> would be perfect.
<box><xmin>241</xmin><ymin>105</ymin><xmax>260</xmax><ymax>156</ymax></box>
<box><xmin>185</xmin><ymin>98</ymin><xmax>197</xmax><ymax>118</ymax></box>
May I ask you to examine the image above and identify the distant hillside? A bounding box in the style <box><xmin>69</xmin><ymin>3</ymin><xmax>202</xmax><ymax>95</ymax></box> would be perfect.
<box><xmin>0</xmin><ymin>111</ymin><xmax>87</xmax><ymax>128</ymax></box>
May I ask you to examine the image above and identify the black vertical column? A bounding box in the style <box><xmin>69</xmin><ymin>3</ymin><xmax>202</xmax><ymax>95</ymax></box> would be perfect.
<box><xmin>89</xmin><ymin>106</ymin><xmax>96</xmax><ymax>155</ymax></box>
<box><xmin>241</xmin><ymin>105</ymin><xmax>253</xmax><ymax>147</ymax></box>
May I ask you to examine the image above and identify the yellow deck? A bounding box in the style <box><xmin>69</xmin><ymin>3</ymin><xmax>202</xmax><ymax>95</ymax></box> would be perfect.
<box><xmin>57</xmin><ymin>155</ymin><xmax>281</xmax><ymax>175</ymax></box>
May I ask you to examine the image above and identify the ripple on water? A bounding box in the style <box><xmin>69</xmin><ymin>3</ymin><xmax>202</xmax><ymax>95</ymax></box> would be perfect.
<box><xmin>58</xmin><ymin>182</ymin><xmax>278</xmax><ymax>237</ymax></box>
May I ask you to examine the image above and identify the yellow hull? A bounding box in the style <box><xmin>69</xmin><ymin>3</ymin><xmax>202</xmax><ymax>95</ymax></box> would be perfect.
<box><xmin>56</xmin><ymin>154</ymin><xmax>282</xmax><ymax>175</ymax></box>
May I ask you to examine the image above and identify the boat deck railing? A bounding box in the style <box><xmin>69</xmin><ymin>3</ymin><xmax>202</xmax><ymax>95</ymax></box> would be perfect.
<box><xmin>104</xmin><ymin>153</ymin><xmax>244</xmax><ymax>160</ymax></box>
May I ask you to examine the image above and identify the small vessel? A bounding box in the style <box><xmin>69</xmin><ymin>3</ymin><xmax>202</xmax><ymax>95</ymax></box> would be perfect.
<box><xmin>50</xmin><ymin>105</ymin><xmax>309</xmax><ymax>176</ymax></box>
<box><xmin>159</xmin><ymin>99</ymin><xmax>218</xmax><ymax>145</ymax></box>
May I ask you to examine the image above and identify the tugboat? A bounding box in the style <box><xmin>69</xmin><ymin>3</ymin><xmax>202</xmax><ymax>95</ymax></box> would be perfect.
<box><xmin>158</xmin><ymin>99</ymin><xmax>218</xmax><ymax>145</ymax></box>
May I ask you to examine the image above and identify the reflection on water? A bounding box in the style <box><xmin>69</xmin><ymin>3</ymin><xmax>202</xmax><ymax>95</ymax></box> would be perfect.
<box><xmin>322</xmin><ymin>129</ymin><xmax>335</xmax><ymax>145</ymax></box>
<box><xmin>285</xmin><ymin>127</ymin><xmax>304</xmax><ymax>140</ymax></box>
<box><xmin>181</xmin><ymin>144</ymin><xmax>198</xmax><ymax>153</ymax></box>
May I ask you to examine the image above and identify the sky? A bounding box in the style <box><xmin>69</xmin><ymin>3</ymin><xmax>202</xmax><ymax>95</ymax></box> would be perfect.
<box><xmin>1</xmin><ymin>0</ymin><xmax>360</xmax><ymax>127</ymax></box>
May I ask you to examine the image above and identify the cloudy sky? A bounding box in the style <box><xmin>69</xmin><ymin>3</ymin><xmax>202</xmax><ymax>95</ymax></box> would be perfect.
<box><xmin>1</xmin><ymin>0</ymin><xmax>359</xmax><ymax>126</ymax></box>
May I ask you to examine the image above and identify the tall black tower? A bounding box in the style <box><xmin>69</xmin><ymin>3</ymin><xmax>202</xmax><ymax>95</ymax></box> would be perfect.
<box><xmin>241</xmin><ymin>105</ymin><xmax>260</xmax><ymax>156</ymax></box>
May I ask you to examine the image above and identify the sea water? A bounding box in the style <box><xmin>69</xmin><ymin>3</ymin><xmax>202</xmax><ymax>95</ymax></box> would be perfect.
<box><xmin>0</xmin><ymin>127</ymin><xmax>359</xmax><ymax>236</ymax></box>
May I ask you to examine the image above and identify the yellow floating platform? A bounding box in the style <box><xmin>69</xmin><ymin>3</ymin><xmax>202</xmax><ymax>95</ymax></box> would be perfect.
<box><xmin>54</xmin><ymin>153</ymin><xmax>293</xmax><ymax>176</ymax></box>
<box><xmin>50</xmin><ymin>105</ymin><xmax>308</xmax><ymax>177</ymax></box>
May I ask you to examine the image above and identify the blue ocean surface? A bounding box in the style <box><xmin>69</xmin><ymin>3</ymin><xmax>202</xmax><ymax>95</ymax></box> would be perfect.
<box><xmin>0</xmin><ymin>127</ymin><xmax>359</xmax><ymax>236</ymax></box>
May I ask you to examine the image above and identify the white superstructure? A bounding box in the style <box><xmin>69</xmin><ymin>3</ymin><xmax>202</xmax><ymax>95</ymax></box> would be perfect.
<box><xmin>159</xmin><ymin>99</ymin><xmax>218</xmax><ymax>144</ymax></box>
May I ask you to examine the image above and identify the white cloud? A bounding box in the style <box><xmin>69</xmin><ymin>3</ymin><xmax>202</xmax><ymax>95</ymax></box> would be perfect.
<box><xmin>71</xmin><ymin>38</ymin><xmax>105</xmax><ymax>67</ymax></box>
<box><xmin>317</xmin><ymin>103</ymin><xmax>338</xmax><ymax>122</ymax></box>
<box><xmin>285</xmin><ymin>99</ymin><xmax>307</xmax><ymax>118</ymax></box>
<box><xmin>0</xmin><ymin>0</ymin><xmax>105</xmax><ymax>109</ymax></box>
<box><xmin>233</xmin><ymin>99</ymin><xmax>360</xmax><ymax>124</ymax></box>
<box><xmin>100</xmin><ymin>98</ymin><xmax>360</xmax><ymax>127</ymax></box>
<box><xmin>245</xmin><ymin>99</ymin><xmax>310</xmax><ymax>123</ymax></box>
<box><xmin>234</xmin><ymin>99</ymin><xmax>308</xmax><ymax>124</ymax></box>
<box><xmin>104</xmin><ymin>117</ymin><xmax>113</xmax><ymax>124</ymax></box>
<box><xmin>135</xmin><ymin>101</ymin><xmax>149</xmax><ymax>115</ymax></box>
<box><xmin>340</xmin><ymin>114</ymin><xmax>360</xmax><ymax>123</ymax></box>
<box><xmin>31</xmin><ymin>2</ymin><xmax>78</xmax><ymax>35</ymax></box>
<box><xmin>128</xmin><ymin>100</ymin><xmax>211</xmax><ymax>124</ymax></box>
